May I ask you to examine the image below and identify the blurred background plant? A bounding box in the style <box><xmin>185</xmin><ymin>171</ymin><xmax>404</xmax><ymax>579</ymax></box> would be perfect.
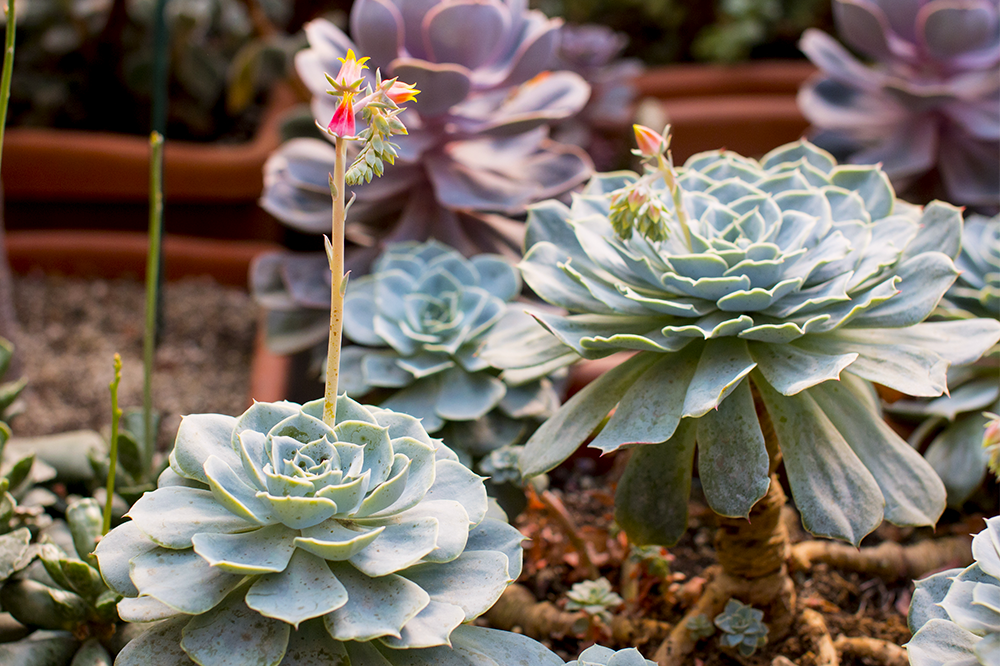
<box><xmin>260</xmin><ymin>0</ymin><xmax>594</xmax><ymax>267</ymax></box>
<box><xmin>5</xmin><ymin>0</ymin><xmax>300</xmax><ymax>140</ymax></box>
<box><xmin>533</xmin><ymin>0</ymin><xmax>831</xmax><ymax>64</ymax></box>
<box><xmin>798</xmin><ymin>0</ymin><xmax>1000</xmax><ymax>211</ymax></box>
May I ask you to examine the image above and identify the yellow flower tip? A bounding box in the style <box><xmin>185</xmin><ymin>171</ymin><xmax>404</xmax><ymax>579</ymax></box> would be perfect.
<box><xmin>335</xmin><ymin>49</ymin><xmax>371</xmax><ymax>86</ymax></box>
<box><xmin>386</xmin><ymin>79</ymin><xmax>420</xmax><ymax>104</ymax></box>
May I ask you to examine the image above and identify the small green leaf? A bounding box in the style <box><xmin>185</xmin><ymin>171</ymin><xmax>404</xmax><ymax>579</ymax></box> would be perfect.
<box><xmin>4</xmin><ymin>453</ymin><xmax>34</xmax><ymax>494</ymax></box>
<box><xmin>70</xmin><ymin>637</ymin><xmax>113</xmax><ymax>666</ymax></box>
<box><xmin>0</xmin><ymin>527</ymin><xmax>32</xmax><ymax>580</ymax></box>
<box><xmin>0</xmin><ymin>579</ymin><xmax>90</xmax><ymax>631</ymax></box>
<box><xmin>66</xmin><ymin>498</ymin><xmax>103</xmax><ymax>563</ymax></box>
<box><xmin>59</xmin><ymin>559</ymin><xmax>107</xmax><ymax>603</ymax></box>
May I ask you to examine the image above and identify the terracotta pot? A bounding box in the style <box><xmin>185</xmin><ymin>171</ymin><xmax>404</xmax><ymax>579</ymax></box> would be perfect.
<box><xmin>6</xmin><ymin>229</ymin><xmax>290</xmax><ymax>405</ymax></box>
<box><xmin>634</xmin><ymin>60</ymin><xmax>816</xmax><ymax>162</ymax></box>
<box><xmin>2</xmin><ymin>83</ymin><xmax>304</xmax><ymax>242</ymax></box>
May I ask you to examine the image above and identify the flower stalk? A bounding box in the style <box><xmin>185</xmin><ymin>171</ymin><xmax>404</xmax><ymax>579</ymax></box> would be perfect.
<box><xmin>0</xmin><ymin>0</ymin><xmax>16</xmax><ymax>168</ymax></box>
<box><xmin>319</xmin><ymin>51</ymin><xmax>418</xmax><ymax>426</ymax></box>
<box><xmin>143</xmin><ymin>132</ymin><xmax>164</xmax><ymax>463</ymax></box>
<box><xmin>103</xmin><ymin>353</ymin><xmax>123</xmax><ymax>534</ymax></box>
<box><xmin>322</xmin><ymin>137</ymin><xmax>347</xmax><ymax>427</ymax></box>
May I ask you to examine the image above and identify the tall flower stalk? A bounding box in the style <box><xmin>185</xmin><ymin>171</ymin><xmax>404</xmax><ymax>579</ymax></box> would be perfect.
<box><xmin>0</xmin><ymin>0</ymin><xmax>15</xmax><ymax>167</ymax></box>
<box><xmin>317</xmin><ymin>50</ymin><xmax>418</xmax><ymax>426</ymax></box>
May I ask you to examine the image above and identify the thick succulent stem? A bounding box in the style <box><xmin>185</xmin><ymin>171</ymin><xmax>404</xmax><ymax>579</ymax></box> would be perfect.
<box><xmin>323</xmin><ymin>137</ymin><xmax>347</xmax><ymax>427</ymax></box>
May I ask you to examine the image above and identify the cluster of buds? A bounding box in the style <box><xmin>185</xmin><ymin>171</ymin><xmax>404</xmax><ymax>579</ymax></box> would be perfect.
<box><xmin>984</xmin><ymin>411</ymin><xmax>1000</xmax><ymax>476</ymax></box>
<box><xmin>608</xmin><ymin>180</ymin><xmax>671</xmax><ymax>242</ymax></box>
<box><xmin>607</xmin><ymin>124</ymin><xmax>692</xmax><ymax>248</ymax></box>
<box><xmin>323</xmin><ymin>50</ymin><xmax>419</xmax><ymax>184</ymax></box>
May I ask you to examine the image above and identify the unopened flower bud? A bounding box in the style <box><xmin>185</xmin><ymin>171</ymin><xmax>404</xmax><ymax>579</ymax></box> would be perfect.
<box><xmin>633</xmin><ymin>124</ymin><xmax>666</xmax><ymax>158</ymax></box>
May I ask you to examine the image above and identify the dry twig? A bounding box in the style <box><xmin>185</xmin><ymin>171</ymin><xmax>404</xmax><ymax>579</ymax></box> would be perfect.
<box><xmin>790</xmin><ymin>536</ymin><xmax>973</xmax><ymax>582</ymax></box>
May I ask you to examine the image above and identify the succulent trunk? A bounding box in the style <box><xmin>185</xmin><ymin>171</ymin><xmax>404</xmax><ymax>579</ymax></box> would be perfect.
<box><xmin>709</xmin><ymin>382</ymin><xmax>795</xmax><ymax>638</ymax></box>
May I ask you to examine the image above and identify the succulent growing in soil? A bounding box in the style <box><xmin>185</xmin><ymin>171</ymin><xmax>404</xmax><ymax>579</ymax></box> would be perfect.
<box><xmin>338</xmin><ymin>240</ymin><xmax>560</xmax><ymax>458</ymax></box>
<box><xmin>797</xmin><ymin>0</ymin><xmax>1000</xmax><ymax>209</ymax></box>
<box><xmin>484</xmin><ymin>126</ymin><xmax>1000</xmax><ymax>550</ymax></box>
<box><xmin>908</xmin><ymin>515</ymin><xmax>1000</xmax><ymax>666</ymax></box>
<box><xmin>0</xmin><ymin>498</ymin><xmax>126</xmax><ymax>665</ymax></box>
<box><xmin>94</xmin><ymin>395</ymin><xmax>547</xmax><ymax>664</ymax></box>
<box><xmin>887</xmin><ymin>214</ymin><xmax>1000</xmax><ymax>506</ymax></box>
<box><xmin>714</xmin><ymin>599</ymin><xmax>768</xmax><ymax>657</ymax></box>
<box><xmin>567</xmin><ymin>644</ymin><xmax>656</xmax><ymax>666</ymax></box>
<box><xmin>565</xmin><ymin>577</ymin><xmax>624</xmax><ymax>625</ymax></box>
<box><xmin>260</xmin><ymin>2</ymin><xmax>593</xmax><ymax>261</ymax></box>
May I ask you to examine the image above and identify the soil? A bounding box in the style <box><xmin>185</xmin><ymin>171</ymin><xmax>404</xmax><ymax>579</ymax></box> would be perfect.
<box><xmin>506</xmin><ymin>451</ymin><xmax>987</xmax><ymax>664</ymax></box>
<box><xmin>7</xmin><ymin>273</ymin><xmax>258</xmax><ymax>451</ymax></box>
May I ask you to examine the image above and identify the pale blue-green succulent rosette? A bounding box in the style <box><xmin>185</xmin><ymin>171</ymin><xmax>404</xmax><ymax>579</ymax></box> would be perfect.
<box><xmin>483</xmin><ymin>139</ymin><xmax>1000</xmax><ymax>547</ymax></box>
<box><xmin>907</xmin><ymin>515</ymin><xmax>1000</xmax><ymax>666</ymax></box>
<box><xmin>888</xmin><ymin>214</ymin><xmax>1000</xmax><ymax>506</ymax></box>
<box><xmin>567</xmin><ymin>645</ymin><xmax>656</xmax><ymax>666</ymax></box>
<box><xmin>342</xmin><ymin>240</ymin><xmax>559</xmax><ymax>457</ymax></box>
<box><xmin>93</xmin><ymin>396</ymin><xmax>555</xmax><ymax>665</ymax></box>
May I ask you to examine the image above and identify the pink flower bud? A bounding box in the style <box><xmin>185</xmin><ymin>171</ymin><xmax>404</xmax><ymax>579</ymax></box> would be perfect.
<box><xmin>327</xmin><ymin>95</ymin><xmax>356</xmax><ymax>138</ymax></box>
<box><xmin>633</xmin><ymin>124</ymin><xmax>665</xmax><ymax>157</ymax></box>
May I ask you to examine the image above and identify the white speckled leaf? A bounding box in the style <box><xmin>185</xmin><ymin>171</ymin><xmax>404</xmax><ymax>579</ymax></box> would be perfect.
<box><xmin>181</xmin><ymin>590</ymin><xmax>290</xmax><ymax>666</ymax></box>
<box><xmin>245</xmin><ymin>549</ymin><xmax>349</xmax><ymax>627</ymax></box>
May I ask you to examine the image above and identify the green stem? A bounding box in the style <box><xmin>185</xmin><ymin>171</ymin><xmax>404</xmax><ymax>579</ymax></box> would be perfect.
<box><xmin>0</xmin><ymin>0</ymin><xmax>17</xmax><ymax>169</ymax></box>
<box><xmin>103</xmin><ymin>354</ymin><xmax>123</xmax><ymax>535</ymax></box>
<box><xmin>657</xmin><ymin>153</ymin><xmax>692</xmax><ymax>251</ymax></box>
<box><xmin>323</xmin><ymin>137</ymin><xmax>347</xmax><ymax>427</ymax></box>
<box><xmin>144</xmin><ymin>132</ymin><xmax>164</xmax><ymax>469</ymax></box>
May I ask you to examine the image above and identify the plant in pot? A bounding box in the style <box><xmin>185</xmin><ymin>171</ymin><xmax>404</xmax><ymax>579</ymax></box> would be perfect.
<box><xmin>886</xmin><ymin>214</ymin><xmax>1000</xmax><ymax>508</ymax></box>
<box><xmin>483</xmin><ymin>124</ymin><xmax>1000</xmax><ymax>662</ymax></box>
<box><xmin>90</xmin><ymin>49</ymin><xmax>573</xmax><ymax>665</ymax></box>
<box><xmin>797</xmin><ymin>0</ymin><xmax>1000</xmax><ymax>211</ymax></box>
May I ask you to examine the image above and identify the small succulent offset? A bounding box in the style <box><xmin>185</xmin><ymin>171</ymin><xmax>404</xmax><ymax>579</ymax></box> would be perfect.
<box><xmin>259</xmin><ymin>0</ymin><xmax>594</xmax><ymax>264</ymax></box>
<box><xmin>887</xmin><ymin>215</ymin><xmax>999</xmax><ymax>506</ymax></box>
<box><xmin>907</xmin><ymin>516</ymin><xmax>1000</xmax><ymax>666</ymax></box>
<box><xmin>94</xmin><ymin>396</ymin><xmax>536</xmax><ymax>664</ymax></box>
<box><xmin>340</xmin><ymin>240</ymin><xmax>560</xmax><ymax>458</ymax></box>
<box><xmin>566</xmin><ymin>644</ymin><xmax>656</xmax><ymax>666</ymax></box>
<box><xmin>484</xmin><ymin>125</ymin><xmax>1000</xmax><ymax>548</ymax></box>
<box><xmin>798</xmin><ymin>0</ymin><xmax>1000</xmax><ymax>209</ymax></box>
<box><xmin>0</xmin><ymin>498</ymin><xmax>125</xmax><ymax>665</ymax></box>
<box><xmin>686</xmin><ymin>613</ymin><xmax>716</xmax><ymax>640</ymax></box>
<box><xmin>714</xmin><ymin>599</ymin><xmax>769</xmax><ymax>657</ymax></box>
<box><xmin>565</xmin><ymin>577</ymin><xmax>624</xmax><ymax>625</ymax></box>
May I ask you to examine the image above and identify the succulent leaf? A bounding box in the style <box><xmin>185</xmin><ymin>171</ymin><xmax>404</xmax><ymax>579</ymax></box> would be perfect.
<box><xmin>908</xmin><ymin>516</ymin><xmax>1000</xmax><ymax>666</ymax></box>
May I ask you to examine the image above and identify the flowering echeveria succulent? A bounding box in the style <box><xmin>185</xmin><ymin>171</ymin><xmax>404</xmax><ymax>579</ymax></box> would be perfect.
<box><xmin>567</xmin><ymin>645</ymin><xmax>656</xmax><ymax>666</ymax></box>
<box><xmin>340</xmin><ymin>240</ymin><xmax>559</xmax><ymax>457</ymax></box>
<box><xmin>484</xmin><ymin>128</ymin><xmax>1000</xmax><ymax>547</ymax></box>
<box><xmin>907</xmin><ymin>515</ymin><xmax>1000</xmax><ymax>666</ymax></box>
<box><xmin>798</xmin><ymin>0</ymin><xmax>1000</xmax><ymax>208</ymax></box>
<box><xmin>260</xmin><ymin>2</ymin><xmax>593</xmax><ymax>260</ymax></box>
<box><xmin>888</xmin><ymin>215</ymin><xmax>1000</xmax><ymax>506</ymax></box>
<box><xmin>94</xmin><ymin>395</ymin><xmax>541</xmax><ymax>664</ymax></box>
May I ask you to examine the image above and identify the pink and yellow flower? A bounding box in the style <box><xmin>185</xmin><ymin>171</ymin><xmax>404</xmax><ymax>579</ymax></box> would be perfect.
<box><xmin>385</xmin><ymin>78</ymin><xmax>420</xmax><ymax>105</ymax></box>
<box><xmin>327</xmin><ymin>95</ymin><xmax>356</xmax><ymax>138</ymax></box>
<box><xmin>633</xmin><ymin>124</ymin><xmax>666</xmax><ymax>158</ymax></box>
<box><xmin>333</xmin><ymin>49</ymin><xmax>369</xmax><ymax>88</ymax></box>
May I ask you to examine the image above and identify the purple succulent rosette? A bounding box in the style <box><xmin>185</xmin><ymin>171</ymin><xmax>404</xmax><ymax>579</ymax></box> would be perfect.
<box><xmin>94</xmin><ymin>395</ymin><xmax>551</xmax><ymax>665</ymax></box>
<box><xmin>260</xmin><ymin>1</ymin><xmax>594</xmax><ymax>259</ymax></box>
<box><xmin>798</xmin><ymin>0</ymin><xmax>1000</xmax><ymax>209</ymax></box>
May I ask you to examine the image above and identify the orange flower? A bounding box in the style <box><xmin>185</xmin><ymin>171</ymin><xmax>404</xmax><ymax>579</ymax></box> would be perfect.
<box><xmin>385</xmin><ymin>78</ymin><xmax>420</xmax><ymax>105</ymax></box>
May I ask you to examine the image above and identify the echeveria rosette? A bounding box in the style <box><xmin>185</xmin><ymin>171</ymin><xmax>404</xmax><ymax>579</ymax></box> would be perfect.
<box><xmin>260</xmin><ymin>2</ymin><xmax>593</xmax><ymax>259</ymax></box>
<box><xmin>340</xmin><ymin>241</ymin><xmax>559</xmax><ymax>458</ymax></box>
<box><xmin>94</xmin><ymin>395</ymin><xmax>540</xmax><ymax>665</ymax></box>
<box><xmin>797</xmin><ymin>0</ymin><xmax>1000</xmax><ymax>209</ymax></box>
<box><xmin>907</xmin><ymin>515</ymin><xmax>1000</xmax><ymax>666</ymax></box>
<box><xmin>567</xmin><ymin>645</ymin><xmax>656</xmax><ymax>666</ymax></box>
<box><xmin>888</xmin><ymin>215</ymin><xmax>1000</xmax><ymax>506</ymax></box>
<box><xmin>483</xmin><ymin>139</ymin><xmax>1000</xmax><ymax>548</ymax></box>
